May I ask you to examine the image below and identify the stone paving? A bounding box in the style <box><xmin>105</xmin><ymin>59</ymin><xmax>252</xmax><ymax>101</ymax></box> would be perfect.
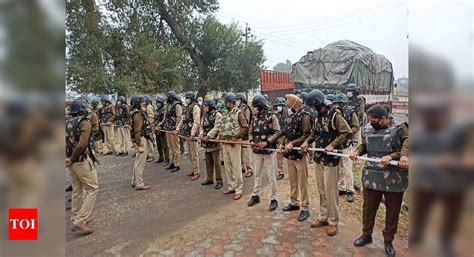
<box><xmin>142</xmin><ymin>195</ymin><xmax>408</xmax><ymax>257</ymax></box>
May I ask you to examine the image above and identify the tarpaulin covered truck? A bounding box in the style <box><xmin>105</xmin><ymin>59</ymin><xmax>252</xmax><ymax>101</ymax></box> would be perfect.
<box><xmin>290</xmin><ymin>40</ymin><xmax>394</xmax><ymax>105</ymax></box>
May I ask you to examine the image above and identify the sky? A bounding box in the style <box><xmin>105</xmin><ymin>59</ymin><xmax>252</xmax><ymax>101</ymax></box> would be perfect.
<box><xmin>216</xmin><ymin>0</ymin><xmax>409</xmax><ymax>78</ymax></box>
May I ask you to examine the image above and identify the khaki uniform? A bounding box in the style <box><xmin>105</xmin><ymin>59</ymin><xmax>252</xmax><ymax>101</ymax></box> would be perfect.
<box><xmin>178</xmin><ymin>103</ymin><xmax>201</xmax><ymax>173</ymax></box>
<box><xmin>240</xmin><ymin>104</ymin><xmax>253</xmax><ymax>172</ymax></box>
<box><xmin>66</xmin><ymin>116</ymin><xmax>99</xmax><ymax>226</ymax></box>
<box><xmin>155</xmin><ymin>106</ymin><xmax>169</xmax><ymax>162</ymax></box>
<box><xmin>163</xmin><ymin>102</ymin><xmax>183</xmax><ymax>167</ymax></box>
<box><xmin>130</xmin><ymin>108</ymin><xmax>153</xmax><ymax>187</ymax></box>
<box><xmin>116</xmin><ymin>103</ymin><xmax>131</xmax><ymax>153</ymax></box>
<box><xmin>280</xmin><ymin>107</ymin><xmax>311</xmax><ymax>211</ymax></box>
<box><xmin>220</xmin><ymin>107</ymin><xmax>249</xmax><ymax>194</ymax></box>
<box><xmin>338</xmin><ymin>107</ymin><xmax>359</xmax><ymax>193</ymax></box>
<box><xmin>249</xmin><ymin>108</ymin><xmax>281</xmax><ymax>200</ymax></box>
<box><xmin>146</xmin><ymin>104</ymin><xmax>156</xmax><ymax>156</ymax></box>
<box><xmin>99</xmin><ymin>103</ymin><xmax>117</xmax><ymax>153</ymax></box>
<box><xmin>200</xmin><ymin>109</ymin><xmax>223</xmax><ymax>182</ymax></box>
<box><xmin>306</xmin><ymin>107</ymin><xmax>352</xmax><ymax>225</ymax></box>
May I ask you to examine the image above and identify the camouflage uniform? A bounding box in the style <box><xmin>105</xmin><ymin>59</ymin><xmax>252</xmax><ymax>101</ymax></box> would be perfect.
<box><xmin>66</xmin><ymin>113</ymin><xmax>99</xmax><ymax>226</ymax></box>
<box><xmin>130</xmin><ymin>107</ymin><xmax>155</xmax><ymax>187</ymax></box>
<box><xmin>280</xmin><ymin>107</ymin><xmax>311</xmax><ymax>211</ymax></box>
<box><xmin>354</xmin><ymin>120</ymin><xmax>408</xmax><ymax>242</ymax></box>
<box><xmin>305</xmin><ymin>106</ymin><xmax>352</xmax><ymax>226</ymax></box>
<box><xmin>240</xmin><ymin>103</ymin><xmax>254</xmax><ymax>174</ymax></box>
<box><xmin>220</xmin><ymin>107</ymin><xmax>248</xmax><ymax>195</ymax></box>
<box><xmin>249</xmin><ymin>107</ymin><xmax>281</xmax><ymax>200</ymax></box>
<box><xmin>347</xmin><ymin>96</ymin><xmax>365</xmax><ymax>144</ymax></box>
<box><xmin>274</xmin><ymin>106</ymin><xmax>288</xmax><ymax>175</ymax></box>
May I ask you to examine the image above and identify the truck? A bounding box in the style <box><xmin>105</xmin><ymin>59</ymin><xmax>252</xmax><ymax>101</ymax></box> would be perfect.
<box><xmin>291</xmin><ymin>40</ymin><xmax>394</xmax><ymax>106</ymax></box>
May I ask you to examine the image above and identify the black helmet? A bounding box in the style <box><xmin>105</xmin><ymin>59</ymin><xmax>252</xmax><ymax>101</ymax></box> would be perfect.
<box><xmin>306</xmin><ymin>89</ymin><xmax>326</xmax><ymax>107</ymax></box>
<box><xmin>263</xmin><ymin>94</ymin><xmax>269</xmax><ymax>102</ymax></box>
<box><xmin>184</xmin><ymin>91</ymin><xmax>196</xmax><ymax>101</ymax></box>
<box><xmin>144</xmin><ymin>95</ymin><xmax>153</xmax><ymax>104</ymax></box>
<box><xmin>166</xmin><ymin>90</ymin><xmax>179</xmax><ymax>101</ymax></box>
<box><xmin>203</xmin><ymin>99</ymin><xmax>217</xmax><ymax>109</ymax></box>
<box><xmin>299</xmin><ymin>92</ymin><xmax>308</xmax><ymax>102</ymax></box>
<box><xmin>326</xmin><ymin>94</ymin><xmax>335</xmax><ymax>102</ymax></box>
<box><xmin>236</xmin><ymin>93</ymin><xmax>246</xmax><ymax>103</ymax></box>
<box><xmin>346</xmin><ymin>83</ymin><xmax>358</xmax><ymax>93</ymax></box>
<box><xmin>251</xmin><ymin>95</ymin><xmax>267</xmax><ymax>108</ymax></box>
<box><xmin>131</xmin><ymin>95</ymin><xmax>146</xmax><ymax>108</ymax></box>
<box><xmin>224</xmin><ymin>92</ymin><xmax>236</xmax><ymax>103</ymax></box>
<box><xmin>69</xmin><ymin>99</ymin><xmax>88</xmax><ymax>115</ymax></box>
<box><xmin>156</xmin><ymin>96</ymin><xmax>165</xmax><ymax>103</ymax></box>
<box><xmin>100</xmin><ymin>94</ymin><xmax>110</xmax><ymax>103</ymax></box>
<box><xmin>117</xmin><ymin>96</ymin><xmax>126</xmax><ymax>103</ymax></box>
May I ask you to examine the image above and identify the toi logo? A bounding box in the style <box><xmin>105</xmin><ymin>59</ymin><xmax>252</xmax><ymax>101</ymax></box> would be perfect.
<box><xmin>8</xmin><ymin>209</ymin><xmax>38</xmax><ymax>240</ymax></box>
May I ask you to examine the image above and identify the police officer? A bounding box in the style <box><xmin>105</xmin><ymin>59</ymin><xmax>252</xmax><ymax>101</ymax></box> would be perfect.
<box><xmin>130</xmin><ymin>95</ymin><xmax>154</xmax><ymax>191</ymax></box>
<box><xmin>301</xmin><ymin>89</ymin><xmax>352</xmax><ymax>236</ymax></box>
<box><xmin>115</xmin><ymin>96</ymin><xmax>131</xmax><ymax>156</ymax></box>
<box><xmin>163</xmin><ymin>91</ymin><xmax>183</xmax><ymax>173</ymax></box>
<box><xmin>236</xmin><ymin>93</ymin><xmax>254</xmax><ymax>178</ymax></box>
<box><xmin>220</xmin><ymin>93</ymin><xmax>249</xmax><ymax>200</ymax></box>
<box><xmin>279</xmin><ymin>94</ymin><xmax>311</xmax><ymax>222</ymax></box>
<box><xmin>199</xmin><ymin>99</ymin><xmax>223</xmax><ymax>189</ymax></box>
<box><xmin>247</xmin><ymin>95</ymin><xmax>281</xmax><ymax>211</ymax></box>
<box><xmin>145</xmin><ymin>95</ymin><xmax>156</xmax><ymax>162</ymax></box>
<box><xmin>346</xmin><ymin>83</ymin><xmax>365</xmax><ymax>143</ymax></box>
<box><xmin>350</xmin><ymin>105</ymin><xmax>408</xmax><ymax>257</ymax></box>
<box><xmin>333</xmin><ymin>93</ymin><xmax>359</xmax><ymax>203</ymax></box>
<box><xmin>91</xmin><ymin>98</ymin><xmax>104</xmax><ymax>153</ymax></box>
<box><xmin>99</xmin><ymin>95</ymin><xmax>117</xmax><ymax>155</ymax></box>
<box><xmin>154</xmin><ymin>96</ymin><xmax>169</xmax><ymax>165</ymax></box>
<box><xmin>66</xmin><ymin>99</ymin><xmax>99</xmax><ymax>234</ymax></box>
<box><xmin>274</xmin><ymin>97</ymin><xmax>287</xmax><ymax>180</ymax></box>
<box><xmin>179</xmin><ymin>91</ymin><xmax>201</xmax><ymax>181</ymax></box>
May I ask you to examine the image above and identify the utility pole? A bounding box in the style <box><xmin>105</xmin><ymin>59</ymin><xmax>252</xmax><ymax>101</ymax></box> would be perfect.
<box><xmin>243</xmin><ymin>23</ymin><xmax>251</xmax><ymax>47</ymax></box>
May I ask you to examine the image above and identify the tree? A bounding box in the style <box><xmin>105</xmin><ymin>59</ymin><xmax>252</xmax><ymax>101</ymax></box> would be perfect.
<box><xmin>273</xmin><ymin>59</ymin><xmax>292</xmax><ymax>73</ymax></box>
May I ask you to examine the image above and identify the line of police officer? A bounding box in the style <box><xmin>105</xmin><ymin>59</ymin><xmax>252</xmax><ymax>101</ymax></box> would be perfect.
<box><xmin>66</xmin><ymin>85</ymin><xmax>408</xmax><ymax>256</ymax></box>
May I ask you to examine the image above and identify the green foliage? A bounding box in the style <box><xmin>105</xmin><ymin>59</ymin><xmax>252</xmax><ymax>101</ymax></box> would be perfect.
<box><xmin>66</xmin><ymin>0</ymin><xmax>265</xmax><ymax>97</ymax></box>
<box><xmin>273</xmin><ymin>59</ymin><xmax>292</xmax><ymax>72</ymax></box>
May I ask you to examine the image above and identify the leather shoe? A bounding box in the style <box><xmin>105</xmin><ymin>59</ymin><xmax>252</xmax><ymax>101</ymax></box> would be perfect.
<box><xmin>247</xmin><ymin>195</ymin><xmax>260</xmax><ymax>206</ymax></box>
<box><xmin>326</xmin><ymin>225</ymin><xmax>338</xmax><ymax>236</ymax></box>
<box><xmin>347</xmin><ymin>192</ymin><xmax>355</xmax><ymax>203</ymax></box>
<box><xmin>170</xmin><ymin>166</ymin><xmax>180</xmax><ymax>173</ymax></box>
<box><xmin>215</xmin><ymin>181</ymin><xmax>223</xmax><ymax>190</ymax></box>
<box><xmin>297</xmin><ymin>210</ymin><xmax>310</xmax><ymax>222</ymax></box>
<box><xmin>269</xmin><ymin>200</ymin><xmax>278</xmax><ymax>212</ymax></box>
<box><xmin>186</xmin><ymin>171</ymin><xmax>195</xmax><ymax>176</ymax></box>
<box><xmin>165</xmin><ymin>164</ymin><xmax>176</xmax><ymax>170</ymax></box>
<box><xmin>233</xmin><ymin>194</ymin><xmax>242</xmax><ymax>200</ymax></box>
<box><xmin>354</xmin><ymin>235</ymin><xmax>373</xmax><ymax>247</ymax></box>
<box><xmin>201</xmin><ymin>180</ymin><xmax>213</xmax><ymax>185</ymax></box>
<box><xmin>136</xmin><ymin>184</ymin><xmax>151</xmax><ymax>191</ymax></box>
<box><xmin>163</xmin><ymin>161</ymin><xmax>170</xmax><ymax>166</ymax></box>
<box><xmin>155</xmin><ymin>159</ymin><xmax>164</xmax><ymax>163</ymax></box>
<box><xmin>384</xmin><ymin>241</ymin><xmax>395</xmax><ymax>257</ymax></box>
<box><xmin>191</xmin><ymin>173</ymin><xmax>200</xmax><ymax>181</ymax></box>
<box><xmin>73</xmin><ymin>224</ymin><xmax>94</xmax><ymax>235</ymax></box>
<box><xmin>121</xmin><ymin>152</ymin><xmax>128</xmax><ymax>156</ymax></box>
<box><xmin>223</xmin><ymin>189</ymin><xmax>235</xmax><ymax>194</ymax></box>
<box><xmin>310</xmin><ymin>219</ymin><xmax>329</xmax><ymax>228</ymax></box>
<box><xmin>282</xmin><ymin>204</ymin><xmax>300</xmax><ymax>212</ymax></box>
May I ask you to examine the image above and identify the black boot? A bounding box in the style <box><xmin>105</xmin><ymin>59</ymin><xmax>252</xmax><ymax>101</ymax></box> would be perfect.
<box><xmin>121</xmin><ymin>152</ymin><xmax>128</xmax><ymax>156</ymax></box>
<box><xmin>163</xmin><ymin>161</ymin><xmax>170</xmax><ymax>166</ymax></box>
<box><xmin>282</xmin><ymin>203</ymin><xmax>300</xmax><ymax>212</ymax></box>
<box><xmin>201</xmin><ymin>180</ymin><xmax>213</xmax><ymax>185</ymax></box>
<box><xmin>155</xmin><ymin>158</ymin><xmax>164</xmax><ymax>163</ymax></box>
<box><xmin>269</xmin><ymin>200</ymin><xmax>278</xmax><ymax>212</ymax></box>
<box><xmin>354</xmin><ymin>235</ymin><xmax>373</xmax><ymax>247</ymax></box>
<box><xmin>384</xmin><ymin>241</ymin><xmax>395</xmax><ymax>257</ymax></box>
<box><xmin>170</xmin><ymin>166</ymin><xmax>180</xmax><ymax>173</ymax></box>
<box><xmin>297</xmin><ymin>210</ymin><xmax>310</xmax><ymax>222</ymax></box>
<box><xmin>165</xmin><ymin>163</ymin><xmax>176</xmax><ymax>170</ymax></box>
<box><xmin>247</xmin><ymin>195</ymin><xmax>260</xmax><ymax>206</ymax></box>
<box><xmin>214</xmin><ymin>181</ymin><xmax>223</xmax><ymax>190</ymax></box>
